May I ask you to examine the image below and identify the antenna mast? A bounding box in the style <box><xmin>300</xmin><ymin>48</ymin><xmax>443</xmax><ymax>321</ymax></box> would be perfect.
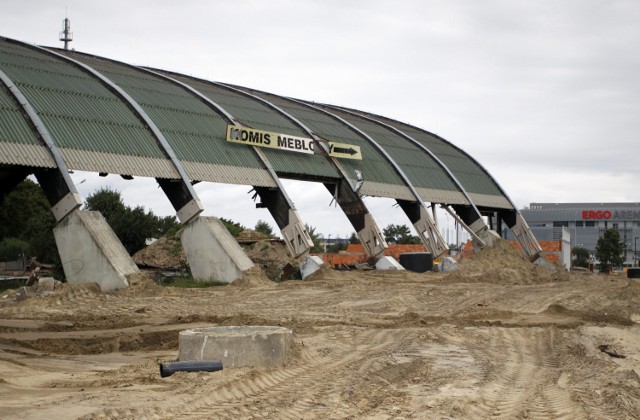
<box><xmin>59</xmin><ymin>17</ymin><xmax>73</xmax><ymax>50</ymax></box>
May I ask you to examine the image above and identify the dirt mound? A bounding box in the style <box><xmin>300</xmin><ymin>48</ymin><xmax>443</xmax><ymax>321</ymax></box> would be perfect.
<box><xmin>132</xmin><ymin>236</ymin><xmax>187</xmax><ymax>269</ymax></box>
<box><xmin>236</xmin><ymin>229</ymin><xmax>268</xmax><ymax>242</ymax></box>
<box><xmin>232</xmin><ymin>265</ymin><xmax>276</xmax><ymax>288</ymax></box>
<box><xmin>118</xmin><ymin>271</ymin><xmax>163</xmax><ymax>297</ymax></box>
<box><xmin>243</xmin><ymin>240</ymin><xmax>299</xmax><ymax>281</ymax></box>
<box><xmin>444</xmin><ymin>239</ymin><xmax>570</xmax><ymax>285</ymax></box>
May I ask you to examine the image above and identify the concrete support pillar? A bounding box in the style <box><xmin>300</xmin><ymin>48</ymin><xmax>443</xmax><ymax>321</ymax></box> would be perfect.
<box><xmin>324</xmin><ymin>180</ymin><xmax>386</xmax><ymax>258</ymax></box>
<box><xmin>280</xmin><ymin>209</ymin><xmax>314</xmax><ymax>257</ymax></box>
<box><xmin>253</xmin><ymin>186</ymin><xmax>313</xmax><ymax>257</ymax></box>
<box><xmin>54</xmin><ymin>210</ymin><xmax>138</xmax><ymax>291</ymax></box>
<box><xmin>181</xmin><ymin>216</ymin><xmax>255</xmax><ymax>284</ymax></box>
<box><xmin>358</xmin><ymin>213</ymin><xmax>387</xmax><ymax>258</ymax></box>
<box><xmin>500</xmin><ymin>209</ymin><xmax>542</xmax><ymax>261</ymax></box>
<box><xmin>396</xmin><ymin>200</ymin><xmax>449</xmax><ymax>258</ymax></box>
<box><xmin>468</xmin><ymin>217</ymin><xmax>501</xmax><ymax>251</ymax></box>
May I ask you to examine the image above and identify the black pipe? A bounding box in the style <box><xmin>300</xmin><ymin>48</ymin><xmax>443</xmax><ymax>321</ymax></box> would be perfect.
<box><xmin>160</xmin><ymin>360</ymin><xmax>223</xmax><ymax>378</ymax></box>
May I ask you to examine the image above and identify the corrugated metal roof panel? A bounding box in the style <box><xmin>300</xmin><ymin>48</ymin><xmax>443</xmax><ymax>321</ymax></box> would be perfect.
<box><xmin>359</xmin><ymin>181</ymin><xmax>414</xmax><ymax>200</ymax></box>
<box><xmin>181</xmin><ymin>161</ymin><xmax>276</xmax><ymax>187</ymax></box>
<box><xmin>468</xmin><ymin>192</ymin><xmax>512</xmax><ymax>209</ymax></box>
<box><xmin>61</xmin><ymin>53</ymin><xmax>273</xmax><ymax>179</ymax></box>
<box><xmin>168</xmin><ymin>76</ymin><xmax>340</xmax><ymax>180</ymax></box>
<box><xmin>0</xmin><ymin>39</ymin><xmax>170</xmax><ymax>165</ymax></box>
<box><xmin>0</xmin><ymin>91</ymin><xmax>42</xmax><ymax>146</ymax></box>
<box><xmin>60</xmin><ymin>148</ymin><xmax>178</xmax><ymax>178</ymax></box>
<box><xmin>234</xmin><ymin>90</ymin><xmax>407</xmax><ymax>189</ymax></box>
<box><xmin>321</xmin><ymin>107</ymin><xmax>463</xmax><ymax>202</ymax></box>
<box><xmin>416</xmin><ymin>187</ymin><xmax>468</xmax><ymax>205</ymax></box>
<box><xmin>0</xmin><ymin>37</ymin><xmax>516</xmax><ymax>208</ymax></box>
<box><xmin>372</xmin><ymin>116</ymin><xmax>504</xmax><ymax>197</ymax></box>
<box><xmin>0</xmin><ymin>142</ymin><xmax>55</xmax><ymax>167</ymax></box>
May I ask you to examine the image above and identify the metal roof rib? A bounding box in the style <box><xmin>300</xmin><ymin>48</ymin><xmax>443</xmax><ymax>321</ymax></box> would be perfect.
<box><xmin>297</xmin><ymin>99</ymin><xmax>434</xmax><ymax>205</ymax></box>
<box><xmin>163</xmin><ymin>73</ymin><xmax>340</xmax><ymax>181</ymax></box>
<box><xmin>231</xmin><ymin>89</ymin><xmax>412</xmax><ymax>199</ymax></box>
<box><xmin>0</xmin><ymin>38</ymin><xmax>173</xmax><ymax>178</ymax></box>
<box><xmin>324</xmin><ymin>105</ymin><xmax>473</xmax><ymax>207</ymax></box>
<box><xmin>0</xmin><ymin>67</ymin><xmax>77</xmax><ymax>192</ymax></box>
<box><xmin>216</xmin><ymin>82</ymin><xmax>359</xmax><ymax>183</ymax></box>
<box><xmin>40</xmin><ymin>48</ymin><xmax>193</xmax><ymax>185</ymax></box>
<box><xmin>137</xmin><ymin>67</ymin><xmax>281</xmax><ymax>188</ymax></box>
<box><xmin>54</xmin><ymin>51</ymin><xmax>273</xmax><ymax>187</ymax></box>
<box><xmin>341</xmin><ymin>107</ymin><xmax>513</xmax><ymax>209</ymax></box>
<box><xmin>0</xmin><ymin>76</ymin><xmax>56</xmax><ymax>167</ymax></box>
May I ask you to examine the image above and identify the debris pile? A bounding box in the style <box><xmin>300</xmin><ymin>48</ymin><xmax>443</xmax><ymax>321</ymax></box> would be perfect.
<box><xmin>132</xmin><ymin>235</ymin><xmax>187</xmax><ymax>270</ymax></box>
<box><xmin>11</xmin><ymin>268</ymin><xmax>64</xmax><ymax>301</ymax></box>
<box><xmin>444</xmin><ymin>239</ymin><xmax>570</xmax><ymax>285</ymax></box>
<box><xmin>236</xmin><ymin>229</ymin><xmax>269</xmax><ymax>244</ymax></box>
<box><xmin>243</xmin><ymin>240</ymin><xmax>299</xmax><ymax>281</ymax></box>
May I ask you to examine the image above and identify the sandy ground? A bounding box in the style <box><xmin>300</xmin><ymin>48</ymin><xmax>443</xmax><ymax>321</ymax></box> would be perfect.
<box><xmin>1</xmin><ymin>245</ymin><xmax>640</xmax><ymax>419</ymax></box>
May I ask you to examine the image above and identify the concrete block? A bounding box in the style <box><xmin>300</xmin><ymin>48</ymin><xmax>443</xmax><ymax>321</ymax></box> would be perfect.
<box><xmin>54</xmin><ymin>210</ymin><xmax>138</xmax><ymax>292</ymax></box>
<box><xmin>439</xmin><ymin>257</ymin><xmax>459</xmax><ymax>272</ymax></box>
<box><xmin>300</xmin><ymin>255</ymin><xmax>324</xmax><ymax>279</ymax></box>
<box><xmin>15</xmin><ymin>286</ymin><xmax>35</xmax><ymax>301</ymax></box>
<box><xmin>36</xmin><ymin>277</ymin><xmax>57</xmax><ymax>294</ymax></box>
<box><xmin>375</xmin><ymin>256</ymin><xmax>405</xmax><ymax>270</ymax></box>
<box><xmin>181</xmin><ymin>216</ymin><xmax>254</xmax><ymax>284</ymax></box>
<box><xmin>178</xmin><ymin>326</ymin><xmax>293</xmax><ymax>368</ymax></box>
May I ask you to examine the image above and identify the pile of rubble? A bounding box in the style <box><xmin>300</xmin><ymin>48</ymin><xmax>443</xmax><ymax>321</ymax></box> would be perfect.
<box><xmin>13</xmin><ymin>268</ymin><xmax>63</xmax><ymax>301</ymax></box>
<box><xmin>132</xmin><ymin>235</ymin><xmax>188</xmax><ymax>270</ymax></box>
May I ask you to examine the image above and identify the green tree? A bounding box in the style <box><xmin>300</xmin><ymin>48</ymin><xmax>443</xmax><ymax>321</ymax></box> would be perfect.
<box><xmin>84</xmin><ymin>187</ymin><xmax>126</xmax><ymax>221</ymax></box>
<box><xmin>349</xmin><ymin>232</ymin><xmax>359</xmax><ymax>244</ymax></box>
<box><xmin>155</xmin><ymin>215</ymin><xmax>179</xmax><ymax>237</ymax></box>
<box><xmin>219</xmin><ymin>217</ymin><xmax>245</xmax><ymax>237</ymax></box>
<box><xmin>595</xmin><ymin>229</ymin><xmax>624</xmax><ymax>273</ymax></box>
<box><xmin>328</xmin><ymin>236</ymin><xmax>348</xmax><ymax>253</ymax></box>
<box><xmin>305</xmin><ymin>224</ymin><xmax>324</xmax><ymax>253</ymax></box>
<box><xmin>255</xmin><ymin>220</ymin><xmax>274</xmax><ymax>238</ymax></box>
<box><xmin>0</xmin><ymin>237</ymin><xmax>30</xmax><ymax>261</ymax></box>
<box><xmin>0</xmin><ymin>179</ymin><xmax>57</xmax><ymax>263</ymax></box>
<box><xmin>572</xmin><ymin>246</ymin><xmax>590</xmax><ymax>268</ymax></box>
<box><xmin>383</xmin><ymin>224</ymin><xmax>420</xmax><ymax>244</ymax></box>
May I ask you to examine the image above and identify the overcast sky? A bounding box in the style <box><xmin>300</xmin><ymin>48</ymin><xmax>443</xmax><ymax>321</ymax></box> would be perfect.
<box><xmin>2</xmin><ymin>0</ymin><xmax>639</xmax><ymax>240</ymax></box>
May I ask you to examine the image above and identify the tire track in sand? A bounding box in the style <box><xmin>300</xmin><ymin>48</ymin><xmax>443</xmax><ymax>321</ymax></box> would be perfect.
<box><xmin>466</xmin><ymin>327</ymin><xmax>586</xmax><ymax>419</ymax></box>
<box><xmin>84</xmin><ymin>328</ymin><xmax>400</xmax><ymax>419</ymax></box>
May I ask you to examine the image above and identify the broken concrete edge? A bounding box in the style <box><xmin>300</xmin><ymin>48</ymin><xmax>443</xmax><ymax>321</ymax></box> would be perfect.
<box><xmin>181</xmin><ymin>216</ymin><xmax>255</xmax><ymax>284</ymax></box>
<box><xmin>15</xmin><ymin>277</ymin><xmax>64</xmax><ymax>301</ymax></box>
<box><xmin>300</xmin><ymin>255</ymin><xmax>326</xmax><ymax>279</ymax></box>
<box><xmin>439</xmin><ymin>256</ymin><xmax>459</xmax><ymax>272</ymax></box>
<box><xmin>54</xmin><ymin>210</ymin><xmax>138</xmax><ymax>292</ymax></box>
<box><xmin>375</xmin><ymin>256</ymin><xmax>405</xmax><ymax>270</ymax></box>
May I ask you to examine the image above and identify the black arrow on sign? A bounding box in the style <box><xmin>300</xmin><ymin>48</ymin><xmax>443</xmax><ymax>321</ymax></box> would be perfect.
<box><xmin>333</xmin><ymin>146</ymin><xmax>358</xmax><ymax>155</ymax></box>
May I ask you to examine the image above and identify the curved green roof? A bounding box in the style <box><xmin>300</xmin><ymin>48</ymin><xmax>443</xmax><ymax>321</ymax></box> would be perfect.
<box><xmin>0</xmin><ymin>35</ymin><xmax>513</xmax><ymax>210</ymax></box>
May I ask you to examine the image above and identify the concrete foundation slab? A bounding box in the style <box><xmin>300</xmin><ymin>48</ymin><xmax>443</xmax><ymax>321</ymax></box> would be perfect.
<box><xmin>181</xmin><ymin>216</ymin><xmax>254</xmax><ymax>284</ymax></box>
<box><xmin>54</xmin><ymin>210</ymin><xmax>138</xmax><ymax>292</ymax></box>
<box><xmin>375</xmin><ymin>256</ymin><xmax>405</xmax><ymax>270</ymax></box>
<box><xmin>178</xmin><ymin>326</ymin><xmax>293</xmax><ymax>368</ymax></box>
<box><xmin>300</xmin><ymin>255</ymin><xmax>324</xmax><ymax>279</ymax></box>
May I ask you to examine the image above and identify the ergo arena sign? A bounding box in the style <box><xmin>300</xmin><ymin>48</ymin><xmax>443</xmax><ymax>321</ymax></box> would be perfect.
<box><xmin>226</xmin><ymin>125</ymin><xmax>362</xmax><ymax>160</ymax></box>
<box><xmin>582</xmin><ymin>209</ymin><xmax>640</xmax><ymax>220</ymax></box>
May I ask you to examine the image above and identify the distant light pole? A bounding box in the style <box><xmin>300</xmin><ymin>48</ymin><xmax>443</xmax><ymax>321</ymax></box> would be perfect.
<box><xmin>635</xmin><ymin>237</ymin><xmax>638</xmax><ymax>267</ymax></box>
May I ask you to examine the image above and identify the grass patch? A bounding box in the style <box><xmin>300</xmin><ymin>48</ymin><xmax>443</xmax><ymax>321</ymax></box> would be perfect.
<box><xmin>153</xmin><ymin>273</ymin><xmax>227</xmax><ymax>288</ymax></box>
